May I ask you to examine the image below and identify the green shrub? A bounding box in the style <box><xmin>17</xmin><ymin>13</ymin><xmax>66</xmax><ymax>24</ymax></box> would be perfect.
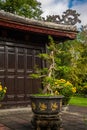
<box><xmin>81</xmin><ymin>85</ymin><xmax>87</xmax><ymax>95</ymax></box>
<box><xmin>0</xmin><ymin>82</ymin><xmax>7</xmax><ymax>101</ymax></box>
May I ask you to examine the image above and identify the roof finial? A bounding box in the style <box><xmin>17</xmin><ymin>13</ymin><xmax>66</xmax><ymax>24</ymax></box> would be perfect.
<box><xmin>44</xmin><ymin>9</ymin><xmax>81</xmax><ymax>25</ymax></box>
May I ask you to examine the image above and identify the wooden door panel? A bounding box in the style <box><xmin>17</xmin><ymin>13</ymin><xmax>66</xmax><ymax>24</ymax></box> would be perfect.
<box><xmin>6</xmin><ymin>76</ymin><xmax>15</xmax><ymax>94</ymax></box>
<box><xmin>5</xmin><ymin>46</ymin><xmax>15</xmax><ymax>101</ymax></box>
<box><xmin>27</xmin><ymin>55</ymin><xmax>33</xmax><ymax>71</ymax></box>
<box><xmin>16</xmin><ymin>77</ymin><xmax>24</xmax><ymax>94</ymax></box>
<box><xmin>8</xmin><ymin>47</ymin><xmax>15</xmax><ymax>69</ymax></box>
<box><xmin>25</xmin><ymin>78</ymin><xmax>32</xmax><ymax>100</ymax></box>
<box><xmin>16</xmin><ymin>77</ymin><xmax>25</xmax><ymax>101</ymax></box>
<box><xmin>0</xmin><ymin>45</ymin><xmax>5</xmax><ymax>86</ymax></box>
<box><xmin>6</xmin><ymin>76</ymin><xmax>15</xmax><ymax>101</ymax></box>
<box><xmin>0</xmin><ymin>41</ymin><xmax>43</xmax><ymax>107</ymax></box>
<box><xmin>16</xmin><ymin>48</ymin><xmax>25</xmax><ymax>101</ymax></box>
<box><xmin>0</xmin><ymin>53</ymin><xmax>5</xmax><ymax>69</ymax></box>
<box><xmin>18</xmin><ymin>55</ymin><xmax>24</xmax><ymax>70</ymax></box>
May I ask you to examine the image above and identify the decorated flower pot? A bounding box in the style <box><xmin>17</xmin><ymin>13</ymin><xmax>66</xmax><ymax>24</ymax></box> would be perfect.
<box><xmin>30</xmin><ymin>95</ymin><xmax>63</xmax><ymax>115</ymax></box>
<box><xmin>30</xmin><ymin>95</ymin><xmax>64</xmax><ymax>129</ymax></box>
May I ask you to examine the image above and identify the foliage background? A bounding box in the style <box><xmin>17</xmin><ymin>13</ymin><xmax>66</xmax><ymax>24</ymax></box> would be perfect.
<box><xmin>0</xmin><ymin>0</ymin><xmax>43</xmax><ymax>19</ymax></box>
<box><xmin>55</xmin><ymin>25</ymin><xmax>87</xmax><ymax>95</ymax></box>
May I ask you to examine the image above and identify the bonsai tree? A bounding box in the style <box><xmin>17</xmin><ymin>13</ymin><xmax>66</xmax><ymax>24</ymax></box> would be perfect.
<box><xmin>30</xmin><ymin>36</ymin><xmax>60</xmax><ymax>95</ymax></box>
<box><xmin>30</xmin><ymin>36</ymin><xmax>76</xmax><ymax>100</ymax></box>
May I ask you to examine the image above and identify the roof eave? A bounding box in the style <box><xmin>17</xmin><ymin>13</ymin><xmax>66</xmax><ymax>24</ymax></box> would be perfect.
<box><xmin>0</xmin><ymin>10</ymin><xmax>78</xmax><ymax>39</ymax></box>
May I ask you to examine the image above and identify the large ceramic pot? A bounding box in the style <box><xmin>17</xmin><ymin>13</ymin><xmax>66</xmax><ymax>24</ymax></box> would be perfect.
<box><xmin>30</xmin><ymin>95</ymin><xmax>64</xmax><ymax>116</ymax></box>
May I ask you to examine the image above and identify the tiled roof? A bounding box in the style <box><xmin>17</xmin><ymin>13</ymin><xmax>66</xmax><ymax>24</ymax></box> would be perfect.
<box><xmin>0</xmin><ymin>10</ymin><xmax>77</xmax><ymax>32</ymax></box>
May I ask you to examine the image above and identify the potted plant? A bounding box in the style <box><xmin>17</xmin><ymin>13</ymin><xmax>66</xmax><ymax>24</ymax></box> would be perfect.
<box><xmin>30</xmin><ymin>36</ymin><xmax>64</xmax><ymax>116</ymax></box>
<box><xmin>29</xmin><ymin>36</ymin><xmax>77</xmax><ymax>129</ymax></box>
<box><xmin>0</xmin><ymin>82</ymin><xmax>7</xmax><ymax>102</ymax></box>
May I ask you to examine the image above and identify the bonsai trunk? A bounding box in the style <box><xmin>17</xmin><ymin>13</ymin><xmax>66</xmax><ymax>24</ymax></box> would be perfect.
<box><xmin>42</xmin><ymin>51</ymin><xmax>55</xmax><ymax>94</ymax></box>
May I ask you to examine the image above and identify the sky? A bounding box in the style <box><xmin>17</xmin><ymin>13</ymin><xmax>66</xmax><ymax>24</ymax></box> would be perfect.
<box><xmin>37</xmin><ymin>0</ymin><xmax>87</xmax><ymax>27</ymax></box>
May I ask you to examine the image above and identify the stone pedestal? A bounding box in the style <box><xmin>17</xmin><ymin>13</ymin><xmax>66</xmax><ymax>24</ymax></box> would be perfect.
<box><xmin>31</xmin><ymin>114</ymin><xmax>62</xmax><ymax>130</ymax></box>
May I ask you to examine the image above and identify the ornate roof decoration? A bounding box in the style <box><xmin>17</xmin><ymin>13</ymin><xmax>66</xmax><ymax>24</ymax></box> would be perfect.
<box><xmin>43</xmin><ymin>9</ymin><xmax>81</xmax><ymax>25</ymax></box>
<box><xmin>0</xmin><ymin>9</ymin><xmax>78</xmax><ymax>39</ymax></box>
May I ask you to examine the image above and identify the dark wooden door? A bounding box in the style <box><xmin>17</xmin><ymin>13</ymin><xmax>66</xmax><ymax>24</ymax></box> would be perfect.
<box><xmin>0</xmin><ymin>41</ymin><xmax>43</xmax><ymax>107</ymax></box>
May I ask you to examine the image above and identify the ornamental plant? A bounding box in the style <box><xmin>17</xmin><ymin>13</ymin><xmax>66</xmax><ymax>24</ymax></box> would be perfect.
<box><xmin>51</xmin><ymin>79</ymin><xmax>76</xmax><ymax>105</ymax></box>
<box><xmin>0</xmin><ymin>82</ymin><xmax>7</xmax><ymax>101</ymax></box>
<box><xmin>30</xmin><ymin>36</ymin><xmax>76</xmax><ymax>103</ymax></box>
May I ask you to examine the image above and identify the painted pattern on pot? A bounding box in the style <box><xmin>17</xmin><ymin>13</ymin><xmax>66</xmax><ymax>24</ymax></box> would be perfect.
<box><xmin>39</xmin><ymin>102</ymin><xmax>47</xmax><ymax>111</ymax></box>
<box><xmin>51</xmin><ymin>102</ymin><xmax>58</xmax><ymax>111</ymax></box>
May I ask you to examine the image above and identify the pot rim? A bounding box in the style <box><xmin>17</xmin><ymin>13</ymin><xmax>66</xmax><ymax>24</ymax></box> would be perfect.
<box><xmin>29</xmin><ymin>94</ymin><xmax>64</xmax><ymax>99</ymax></box>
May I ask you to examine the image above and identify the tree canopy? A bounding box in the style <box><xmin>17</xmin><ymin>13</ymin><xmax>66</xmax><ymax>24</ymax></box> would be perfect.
<box><xmin>0</xmin><ymin>0</ymin><xmax>43</xmax><ymax>20</ymax></box>
<box><xmin>55</xmin><ymin>25</ymin><xmax>87</xmax><ymax>88</ymax></box>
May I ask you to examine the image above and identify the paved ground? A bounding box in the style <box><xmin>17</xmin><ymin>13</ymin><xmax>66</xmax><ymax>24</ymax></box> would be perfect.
<box><xmin>0</xmin><ymin>105</ymin><xmax>87</xmax><ymax>130</ymax></box>
<box><xmin>62</xmin><ymin>105</ymin><xmax>87</xmax><ymax>130</ymax></box>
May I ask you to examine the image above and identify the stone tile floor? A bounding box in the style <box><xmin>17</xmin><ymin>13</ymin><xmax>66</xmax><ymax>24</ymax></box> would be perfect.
<box><xmin>0</xmin><ymin>105</ymin><xmax>87</xmax><ymax>130</ymax></box>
